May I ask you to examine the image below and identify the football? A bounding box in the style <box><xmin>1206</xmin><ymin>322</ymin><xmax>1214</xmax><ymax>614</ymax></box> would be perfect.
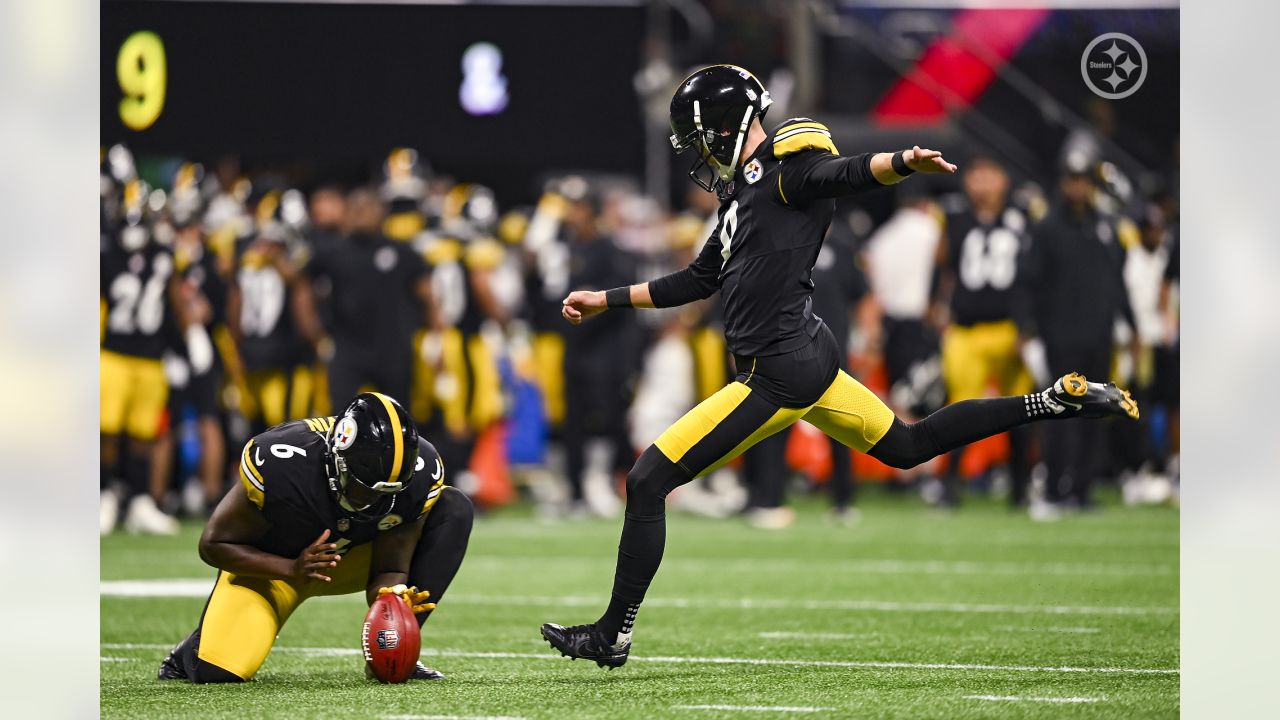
<box><xmin>361</xmin><ymin>593</ymin><xmax>421</xmax><ymax>683</ymax></box>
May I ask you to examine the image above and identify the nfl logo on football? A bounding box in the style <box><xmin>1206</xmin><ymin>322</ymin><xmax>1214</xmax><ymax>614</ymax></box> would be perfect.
<box><xmin>376</xmin><ymin>629</ymin><xmax>400</xmax><ymax>650</ymax></box>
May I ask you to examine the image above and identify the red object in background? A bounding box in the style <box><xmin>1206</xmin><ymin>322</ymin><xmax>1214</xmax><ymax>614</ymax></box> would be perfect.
<box><xmin>786</xmin><ymin>421</ymin><xmax>833</xmax><ymax>481</ymax></box>
<box><xmin>362</xmin><ymin>594</ymin><xmax>421</xmax><ymax>684</ymax></box>
<box><xmin>469</xmin><ymin>424</ymin><xmax>516</xmax><ymax>508</ymax></box>
<box><xmin>792</xmin><ymin>353</ymin><xmax>1011</xmax><ymax>483</ymax></box>
<box><xmin>872</xmin><ymin>8</ymin><xmax>1051</xmax><ymax>126</ymax></box>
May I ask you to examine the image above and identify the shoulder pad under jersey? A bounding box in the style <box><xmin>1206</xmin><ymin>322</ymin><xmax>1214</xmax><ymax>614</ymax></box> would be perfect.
<box><xmin>772</xmin><ymin>117</ymin><xmax>839</xmax><ymax>159</ymax></box>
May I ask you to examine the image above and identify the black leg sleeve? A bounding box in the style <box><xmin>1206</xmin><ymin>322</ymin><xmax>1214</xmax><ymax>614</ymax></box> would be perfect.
<box><xmin>869</xmin><ymin>396</ymin><xmax>1032</xmax><ymax>470</ymax></box>
<box><xmin>596</xmin><ymin>445</ymin><xmax>690</xmax><ymax>638</ymax></box>
<box><xmin>408</xmin><ymin>486</ymin><xmax>475</xmax><ymax>626</ymax></box>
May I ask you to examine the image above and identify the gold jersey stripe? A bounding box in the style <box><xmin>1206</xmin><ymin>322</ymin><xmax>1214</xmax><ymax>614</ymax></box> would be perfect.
<box><xmin>239</xmin><ymin>465</ymin><xmax>265</xmax><ymax>508</ymax></box>
<box><xmin>776</xmin><ymin>121</ymin><xmax>829</xmax><ymax>136</ymax></box>
<box><xmin>369</xmin><ymin>392</ymin><xmax>405</xmax><ymax>484</ymax></box>
<box><xmin>774</xmin><ymin>130</ymin><xmax>838</xmax><ymax>158</ymax></box>
<box><xmin>421</xmin><ymin>477</ymin><xmax>445</xmax><ymax>515</ymax></box>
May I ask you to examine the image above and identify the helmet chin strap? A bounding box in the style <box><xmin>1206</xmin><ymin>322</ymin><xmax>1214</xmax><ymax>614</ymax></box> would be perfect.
<box><xmin>717</xmin><ymin>105</ymin><xmax>756</xmax><ymax>184</ymax></box>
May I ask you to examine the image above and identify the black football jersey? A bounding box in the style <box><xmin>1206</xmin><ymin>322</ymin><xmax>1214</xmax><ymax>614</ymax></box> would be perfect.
<box><xmin>234</xmin><ymin>238</ymin><xmax>305</xmax><ymax>371</ymax></box>
<box><xmin>649</xmin><ymin>118</ymin><xmax>883</xmax><ymax>357</ymax></box>
<box><xmin>943</xmin><ymin>205</ymin><xmax>1028</xmax><ymax>326</ymax></box>
<box><xmin>307</xmin><ymin>232</ymin><xmax>429</xmax><ymax>353</ymax></box>
<box><xmin>237</xmin><ymin>417</ymin><xmax>446</xmax><ymax>560</ymax></box>
<box><xmin>101</xmin><ymin>239</ymin><xmax>174</xmax><ymax>359</ymax></box>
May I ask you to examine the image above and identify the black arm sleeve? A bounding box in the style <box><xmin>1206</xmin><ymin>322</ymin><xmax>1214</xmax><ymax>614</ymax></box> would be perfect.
<box><xmin>778</xmin><ymin>151</ymin><xmax>882</xmax><ymax>204</ymax></box>
<box><xmin>648</xmin><ymin>229</ymin><xmax>723</xmax><ymax>308</ymax></box>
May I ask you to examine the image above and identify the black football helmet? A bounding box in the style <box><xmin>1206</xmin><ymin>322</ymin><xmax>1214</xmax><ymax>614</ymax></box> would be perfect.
<box><xmin>326</xmin><ymin>392</ymin><xmax>420</xmax><ymax>516</ymax></box>
<box><xmin>669</xmin><ymin>65</ymin><xmax>773</xmax><ymax>198</ymax></box>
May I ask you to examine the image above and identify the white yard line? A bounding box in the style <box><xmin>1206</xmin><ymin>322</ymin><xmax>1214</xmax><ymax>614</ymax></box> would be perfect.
<box><xmin>99</xmin><ymin>581</ymin><xmax>1177</xmax><ymax>617</ymax></box>
<box><xmin>997</xmin><ymin>625</ymin><xmax>1102</xmax><ymax>634</ymax></box>
<box><xmin>101</xmin><ymin>643</ymin><xmax>1178</xmax><ymax>675</ymax></box>
<box><xmin>465</xmin><ymin>556</ymin><xmax>1176</xmax><ymax>577</ymax></box>
<box><xmin>758</xmin><ymin>631</ymin><xmax>879</xmax><ymax>641</ymax></box>
<box><xmin>964</xmin><ymin>695</ymin><xmax>1103</xmax><ymax>704</ymax></box>
<box><xmin>674</xmin><ymin>705</ymin><xmax>831</xmax><ymax>713</ymax></box>
<box><xmin>383</xmin><ymin>716</ymin><xmax>526</xmax><ymax>720</ymax></box>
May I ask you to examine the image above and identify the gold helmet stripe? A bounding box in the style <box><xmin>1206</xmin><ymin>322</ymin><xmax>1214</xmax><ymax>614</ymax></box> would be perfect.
<box><xmin>370</xmin><ymin>392</ymin><xmax>405</xmax><ymax>484</ymax></box>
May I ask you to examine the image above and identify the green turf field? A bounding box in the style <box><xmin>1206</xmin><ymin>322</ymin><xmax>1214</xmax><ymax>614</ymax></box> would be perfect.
<box><xmin>101</xmin><ymin>492</ymin><xmax>1179</xmax><ymax>719</ymax></box>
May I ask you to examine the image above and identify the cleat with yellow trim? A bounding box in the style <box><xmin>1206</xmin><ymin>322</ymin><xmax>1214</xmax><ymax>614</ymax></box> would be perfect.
<box><xmin>540</xmin><ymin>622</ymin><xmax>630</xmax><ymax>669</ymax></box>
<box><xmin>1037</xmin><ymin>372</ymin><xmax>1139</xmax><ymax>420</ymax></box>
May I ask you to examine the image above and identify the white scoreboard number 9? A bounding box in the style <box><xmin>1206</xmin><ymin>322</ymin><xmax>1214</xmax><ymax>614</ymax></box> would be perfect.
<box><xmin>117</xmin><ymin>30</ymin><xmax>167</xmax><ymax>131</ymax></box>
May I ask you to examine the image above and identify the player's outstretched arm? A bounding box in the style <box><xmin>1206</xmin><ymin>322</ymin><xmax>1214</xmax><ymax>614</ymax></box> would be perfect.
<box><xmin>561</xmin><ymin>284</ymin><xmax>656</xmax><ymax>325</ymax></box>
<box><xmin>562</xmin><ymin>225</ymin><xmax>724</xmax><ymax>324</ymax></box>
<box><xmin>782</xmin><ymin>146</ymin><xmax>957</xmax><ymax>202</ymax></box>
<box><xmin>869</xmin><ymin>145</ymin><xmax>957</xmax><ymax>185</ymax></box>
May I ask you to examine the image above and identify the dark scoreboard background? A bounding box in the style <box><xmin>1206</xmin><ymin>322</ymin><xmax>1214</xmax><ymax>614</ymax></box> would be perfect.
<box><xmin>102</xmin><ymin>0</ymin><xmax>646</xmax><ymax>199</ymax></box>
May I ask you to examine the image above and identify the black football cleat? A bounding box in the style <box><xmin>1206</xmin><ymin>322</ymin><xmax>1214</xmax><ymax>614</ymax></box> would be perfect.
<box><xmin>540</xmin><ymin>622</ymin><xmax>630</xmax><ymax>669</ymax></box>
<box><xmin>157</xmin><ymin>645</ymin><xmax>188</xmax><ymax>681</ymax></box>
<box><xmin>364</xmin><ymin>661</ymin><xmax>446</xmax><ymax>681</ymax></box>
<box><xmin>411</xmin><ymin>662</ymin><xmax>446</xmax><ymax>680</ymax></box>
<box><xmin>1040</xmin><ymin>372</ymin><xmax>1140</xmax><ymax>420</ymax></box>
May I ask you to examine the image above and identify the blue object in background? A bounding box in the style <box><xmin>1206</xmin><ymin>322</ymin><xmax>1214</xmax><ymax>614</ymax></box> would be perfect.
<box><xmin>500</xmin><ymin>358</ymin><xmax>548</xmax><ymax>466</ymax></box>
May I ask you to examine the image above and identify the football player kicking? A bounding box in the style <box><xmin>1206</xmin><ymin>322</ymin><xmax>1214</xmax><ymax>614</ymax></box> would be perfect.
<box><xmin>541</xmin><ymin>65</ymin><xmax>1139</xmax><ymax>668</ymax></box>
<box><xmin>158</xmin><ymin>392</ymin><xmax>473</xmax><ymax>683</ymax></box>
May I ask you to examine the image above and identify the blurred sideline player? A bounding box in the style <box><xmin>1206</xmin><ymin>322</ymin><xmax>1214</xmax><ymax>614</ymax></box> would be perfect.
<box><xmin>101</xmin><ymin>175</ymin><xmax>187</xmax><ymax>535</ymax></box>
<box><xmin>522</xmin><ymin>181</ymin><xmax>573</xmax><ymax>433</ymax></box>
<box><xmin>227</xmin><ymin>191</ymin><xmax>323</xmax><ymax>432</ymax></box>
<box><xmin>310</xmin><ymin>185</ymin><xmax>433</xmax><ymax>420</ymax></box>
<box><xmin>933</xmin><ymin>155</ymin><xmax>1035</xmax><ymax>508</ymax></box>
<box><xmin>419</xmin><ymin>183</ymin><xmax>509</xmax><ymax>482</ymax></box>
<box><xmin>1020</xmin><ymin>153</ymin><xmax>1139</xmax><ymax>517</ymax></box>
<box><xmin>559</xmin><ymin>180</ymin><xmax>638</xmax><ymax>516</ymax></box>
<box><xmin>155</xmin><ymin>163</ymin><xmax>233</xmax><ymax>515</ymax></box>
<box><xmin>542</xmin><ymin>65</ymin><xmax>1139</xmax><ymax>667</ymax></box>
<box><xmin>862</xmin><ymin>186</ymin><xmax>945</xmax><ymax>486</ymax></box>
<box><xmin>304</xmin><ymin>181</ymin><xmax>351</xmax><ymax>417</ymax></box>
<box><xmin>158</xmin><ymin>392</ymin><xmax>473</xmax><ymax>683</ymax></box>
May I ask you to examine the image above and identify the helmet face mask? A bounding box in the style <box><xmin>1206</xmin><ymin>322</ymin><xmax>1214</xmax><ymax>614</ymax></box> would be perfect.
<box><xmin>669</xmin><ymin>65</ymin><xmax>772</xmax><ymax>199</ymax></box>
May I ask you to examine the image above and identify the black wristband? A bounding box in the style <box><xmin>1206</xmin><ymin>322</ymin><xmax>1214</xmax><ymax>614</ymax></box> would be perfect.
<box><xmin>892</xmin><ymin>150</ymin><xmax>916</xmax><ymax>176</ymax></box>
<box><xmin>605</xmin><ymin>287</ymin><xmax>632</xmax><ymax>309</ymax></box>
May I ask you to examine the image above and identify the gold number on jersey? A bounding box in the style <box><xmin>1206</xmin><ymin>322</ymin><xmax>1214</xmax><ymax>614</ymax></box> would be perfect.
<box><xmin>117</xmin><ymin>31</ymin><xmax>167</xmax><ymax>131</ymax></box>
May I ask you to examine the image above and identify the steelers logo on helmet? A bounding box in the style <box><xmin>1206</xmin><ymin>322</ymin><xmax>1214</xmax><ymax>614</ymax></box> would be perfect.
<box><xmin>334</xmin><ymin>415</ymin><xmax>358</xmax><ymax>450</ymax></box>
